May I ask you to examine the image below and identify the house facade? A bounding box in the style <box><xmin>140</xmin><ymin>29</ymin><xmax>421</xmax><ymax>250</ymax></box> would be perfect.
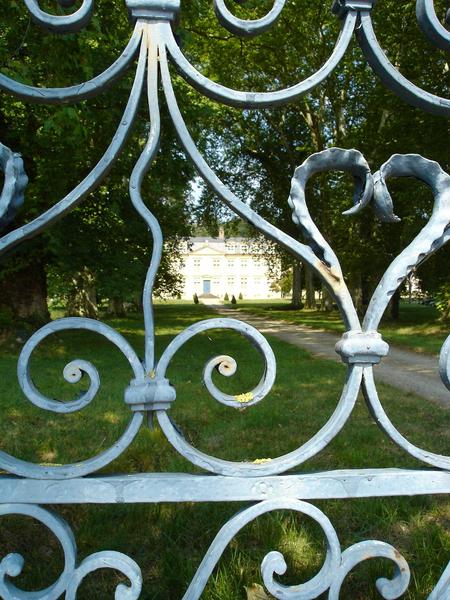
<box><xmin>179</xmin><ymin>235</ymin><xmax>281</xmax><ymax>300</ymax></box>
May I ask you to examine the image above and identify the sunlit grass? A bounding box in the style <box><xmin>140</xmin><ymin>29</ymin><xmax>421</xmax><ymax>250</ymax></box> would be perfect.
<box><xmin>0</xmin><ymin>303</ymin><xmax>449</xmax><ymax>598</ymax></box>
<box><xmin>230</xmin><ymin>301</ymin><xmax>448</xmax><ymax>355</ymax></box>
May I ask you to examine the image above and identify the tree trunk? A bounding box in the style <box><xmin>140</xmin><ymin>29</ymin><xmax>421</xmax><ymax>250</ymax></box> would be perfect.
<box><xmin>66</xmin><ymin>267</ymin><xmax>98</xmax><ymax>318</ymax></box>
<box><xmin>0</xmin><ymin>259</ymin><xmax>49</xmax><ymax>324</ymax></box>
<box><xmin>291</xmin><ymin>262</ymin><xmax>303</xmax><ymax>308</ymax></box>
<box><xmin>305</xmin><ymin>268</ymin><xmax>315</xmax><ymax>309</ymax></box>
<box><xmin>321</xmin><ymin>285</ymin><xmax>334</xmax><ymax>311</ymax></box>
<box><xmin>390</xmin><ymin>288</ymin><xmax>401</xmax><ymax>321</ymax></box>
<box><xmin>108</xmin><ymin>297</ymin><xmax>126</xmax><ymax>317</ymax></box>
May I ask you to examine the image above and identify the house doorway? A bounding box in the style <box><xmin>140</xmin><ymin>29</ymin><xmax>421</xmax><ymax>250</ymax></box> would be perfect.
<box><xmin>203</xmin><ymin>280</ymin><xmax>211</xmax><ymax>294</ymax></box>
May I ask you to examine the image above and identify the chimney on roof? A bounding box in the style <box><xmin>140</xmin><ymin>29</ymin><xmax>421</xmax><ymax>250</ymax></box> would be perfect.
<box><xmin>218</xmin><ymin>226</ymin><xmax>225</xmax><ymax>239</ymax></box>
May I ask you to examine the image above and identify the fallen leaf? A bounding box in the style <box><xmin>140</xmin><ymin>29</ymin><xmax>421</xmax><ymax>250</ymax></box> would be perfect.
<box><xmin>245</xmin><ymin>583</ymin><xmax>272</xmax><ymax>600</ymax></box>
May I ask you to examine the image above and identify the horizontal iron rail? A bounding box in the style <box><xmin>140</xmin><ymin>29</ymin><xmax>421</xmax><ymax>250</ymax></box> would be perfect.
<box><xmin>1</xmin><ymin>469</ymin><xmax>449</xmax><ymax>504</ymax></box>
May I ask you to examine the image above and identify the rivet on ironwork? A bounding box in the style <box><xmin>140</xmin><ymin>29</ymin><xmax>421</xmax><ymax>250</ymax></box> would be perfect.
<box><xmin>125</xmin><ymin>376</ymin><xmax>177</xmax><ymax>412</ymax></box>
<box><xmin>332</xmin><ymin>0</ymin><xmax>376</xmax><ymax>18</ymax></box>
<box><xmin>126</xmin><ymin>0</ymin><xmax>180</xmax><ymax>22</ymax></box>
<box><xmin>335</xmin><ymin>331</ymin><xmax>389</xmax><ymax>365</ymax></box>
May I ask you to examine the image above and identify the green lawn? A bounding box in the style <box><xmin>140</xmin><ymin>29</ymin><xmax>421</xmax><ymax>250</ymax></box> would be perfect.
<box><xmin>228</xmin><ymin>300</ymin><xmax>448</xmax><ymax>356</ymax></box>
<box><xmin>0</xmin><ymin>303</ymin><xmax>449</xmax><ymax>599</ymax></box>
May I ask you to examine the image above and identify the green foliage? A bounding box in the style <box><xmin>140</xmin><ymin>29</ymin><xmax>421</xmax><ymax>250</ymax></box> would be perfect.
<box><xmin>231</xmin><ymin>294</ymin><xmax>237</xmax><ymax>304</ymax></box>
<box><xmin>238</xmin><ymin>292</ymin><xmax>243</xmax><ymax>300</ymax></box>
<box><xmin>436</xmin><ymin>284</ymin><xmax>450</xmax><ymax>322</ymax></box>
<box><xmin>179</xmin><ymin>0</ymin><xmax>450</xmax><ymax>309</ymax></box>
<box><xmin>224</xmin><ymin>292</ymin><xmax>229</xmax><ymax>301</ymax></box>
<box><xmin>193</xmin><ymin>292</ymin><xmax>199</xmax><ymax>304</ymax></box>
<box><xmin>0</xmin><ymin>0</ymin><xmax>196</xmax><ymax>319</ymax></box>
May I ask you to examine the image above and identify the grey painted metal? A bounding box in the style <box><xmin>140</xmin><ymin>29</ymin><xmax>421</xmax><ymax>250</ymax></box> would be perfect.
<box><xmin>1</xmin><ymin>469</ymin><xmax>450</xmax><ymax>504</ymax></box>
<box><xmin>214</xmin><ymin>0</ymin><xmax>286</xmax><ymax>38</ymax></box>
<box><xmin>23</xmin><ymin>0</ymin><xmax>94</xmax><ymax>33</ymax></box>
<box><xmin>416</xmin><ymin>0</ymin><xmax>450</xmax><ymax>51</ymax></box>
<box><xmin>0</xmin><ymin>1</ymin><xmax>449</xmax><ymax>598</ymax></box>
<box><xmin>0</xmin><ymin>24</ymin><xmax>142</xmax><ymax>104</ymax></box>
<box><xmin>0</xmin><ymin>143</ymin><xmax>28</xmax><ymax>228</ymax></box>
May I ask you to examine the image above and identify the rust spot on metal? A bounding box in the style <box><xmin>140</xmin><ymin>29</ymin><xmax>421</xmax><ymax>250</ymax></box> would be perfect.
<box><xmin>315</xmin><ymin>259</ymin><xmax>341</xmax><ymax>287</ymax></box>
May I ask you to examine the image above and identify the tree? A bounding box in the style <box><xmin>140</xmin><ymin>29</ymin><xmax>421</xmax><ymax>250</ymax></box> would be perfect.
<box><xmin>0</xmin><ymin>0</ymin><xmax>196</xmax><ymax>323</ymax></box>
<box><xmin>177</xmin><ymin>0</ymin><xmax>450</xmax><ymax>318</ymax></box>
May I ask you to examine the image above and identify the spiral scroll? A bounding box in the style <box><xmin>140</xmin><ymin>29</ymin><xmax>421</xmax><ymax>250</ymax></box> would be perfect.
<box><xmin>156</xmin><ymin>317</ymin><xmax>276</xmax><ymax>409</ymax></box>
<box><xmin>0</xmin><ymin>504</ymin><xmax>142</xmax><ymax>600</ymax></box>
<box><xmin>181</xmin><ymin>499</ymin><xmax>411</xmax><ymax>600</ymax></box>
<box><xmin>0</xmin><ymin>317</ymin><xmax>145</xmax><ymax>479</ymax></box>
<box><xmin>155</xmin><ymin>316</ymin><xmax>363</xmax><ymax>477</ymax></box>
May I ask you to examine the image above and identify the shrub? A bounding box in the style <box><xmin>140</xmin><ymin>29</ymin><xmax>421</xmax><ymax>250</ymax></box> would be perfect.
<box><xmin>238</xmin><ymin>293</ymin><xmax>243</xmax><ymax>300</ymax></box>
<box><xmin>224</xmin><ymin>293</ymin><xmax>229</xmax><ymax>302</ymax></box>
<box><xmin>193</xmin><ymin>293</ymin><xmax>199</xmax><ymax>304</ymax></box>
<box><xmin>436</xmin><ymin>284</ymin><xmax>450</xmax><ymax>321</ymax></box>
<box><xmin>231</xmin><ymin>295</ymin><xmax>237</xmax><ymax>305</ymax></box>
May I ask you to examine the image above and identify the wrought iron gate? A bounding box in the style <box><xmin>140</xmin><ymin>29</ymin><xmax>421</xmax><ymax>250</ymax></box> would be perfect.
<box><xmin>0</xmin><ymin>0</ymin><xmax>449</xmax><ymax>597</ymax></box>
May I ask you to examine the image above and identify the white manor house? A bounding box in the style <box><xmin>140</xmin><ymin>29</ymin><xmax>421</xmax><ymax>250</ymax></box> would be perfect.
<box><xmin>179</xmin><ymin>234</ymin><xmax>281</xmax><ymax>300</ymax></box>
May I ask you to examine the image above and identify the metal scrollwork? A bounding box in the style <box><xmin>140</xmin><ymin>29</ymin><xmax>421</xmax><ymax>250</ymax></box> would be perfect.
<box><xmin>0</xmin><ymin>504</ymin><xmax>142</xmax><ymax>600</ymax></box>
<box><xmin>1</xmin><ymin>317</ymin><xmax>145</xmax><ymax>480</ymax></box>
<box><xmin>182</xmin><ymin>499</ymin><xmax>411</xmax><ymax>600</ymax></box>
<box><xmin>0</xmin><ymin>1</ymin><xmax>449</xmax><ymax>597</ymax></box>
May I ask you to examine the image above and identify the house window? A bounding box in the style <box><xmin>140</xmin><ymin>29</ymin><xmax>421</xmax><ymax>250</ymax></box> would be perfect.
<box><xmin>241</xmin><ymin>277</ymin><xmax>248</xmax><ymax>287</ymax></box>
<box><xmin>227</xmin><ymin>260</ymin><xmax>234</xmax><ymax>269</ymax></box>
<box><xmin>213</xmin><ymin>258</ymin><xmax>220</xmax><ymax>269</ymax></box>
<box><xmin>241</xmin><ymin>244</ymin><xmax>248</xmax><ymax>254</ymax></box>
<box><xmin>193</xmin><ymin>258</ymin><xmax>201</xmax><ymax>268</ymax></box>
<box><xmin>228</xmin><ymin>277</ymin><xmax>235</xmax><ymax>286</ymax></box>
<box><xmin>241</xmin><ymin>259</ymin><xmax>248</xmax><ymax>269</ymax></box>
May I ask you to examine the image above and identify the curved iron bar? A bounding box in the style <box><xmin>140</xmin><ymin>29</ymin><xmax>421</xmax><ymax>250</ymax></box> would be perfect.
<box><xmin>362</xmin><ymin>366</ymin><xmax>450</xmax><ymax>470</ymax></box>
<box><xmin>364</xmin><ymin>154</ymin><xmax>450</xmax><ymax>332</ymax></box>
<box><xmin>1</xmin><ymin>318</ymin><xmax>145</xmax><ymax>479</ymax></box>
<box><xmin>182</xmin><ymin>499</ymin><xmax>341</xmax><ymax>600</ymax></box>
<box><xmin>157</xmin><ymin>334</ymin><xmax>361</xmax><ymax>477</ymax></box>
<box><xmin>0</xmin><ymin>142</ymin><xmax>28</xmax><ymax>228</ymax></box>
<box><xmin>289</xmin><ymin>147</ymin><xmax>373</xmax><ymax>276</ymax></box>
<box><xmin>129</xmin><ymin>25</ymin><xmax>163</xmax><ymax>372</ymax></box>
<box><xmin>328</xmin><ymin>540</ymin><xmax>411</xmax><ymax>599</ymax></box>
<box><xmin>18</xmin><ymin>317</ymin><xmax>144</xmax><ymax>413</ymax></box>
<box><xmin>439</xmin><ymin>335</ymin><xmax>450</xmax><ymax>391</ymax></box>
<box><xmin>161</xmin><ymin>10</ymin><xmax>356</xmax><ymax>109</ymax></box>
<box><xmin>23</xmin><ymin>0</ymin><xmax>94</xmax><ymax>33</ymax></box>
<box><xmin>182</xmin><ymin>499</ymin><xmax>411</xmax><ymax>600</ymax></box>
<box><xmin>0</xmin><ymin>34</ymin><xmax>147</xmax><ymax>257</ymax></box>
<box><xmin>0</xmin><ymin>503</ymin><xmax>143</xmax><ymax>600</ymax></box>
<box><xmin>0</xmin><ymin>503</ymin><xmax>77</xmax><ymax>600</ymax></box>
<box><xmin>213</xmin><ymin>0</ymin><xmax>286</xmax><ymax>38</ymax></box>
<box><xmin>429</xmin><ymin>561</ymin><xmax>450</xmax><ymax>600</ymax></box>
<box><xmin>0</xmin><ymin>23</ymin><xmax>143</xmax><ymax>104</ymax></box>
<box><xmin>66</xmin><ymin>551</ymin><xmax>142</xmax><ymax>600</ymax></box>
<box><xmin>416</xmin><ymin>0</ymin><xmax>450</xmax><ymax>51</ymax></box>
<box><xmin>156</xmin><ymin>317</ymin><xmax>276</xmax><ymax>408</ymax></box>
<box><xmin>357</xmin><ymin>12</ymin><xmax>450</xmax><ymax>117</ymax></box>
<box><xmin>158</xmin><ymin>34</ymin><xmax>360</xmax><ymax>332</ymax></box>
